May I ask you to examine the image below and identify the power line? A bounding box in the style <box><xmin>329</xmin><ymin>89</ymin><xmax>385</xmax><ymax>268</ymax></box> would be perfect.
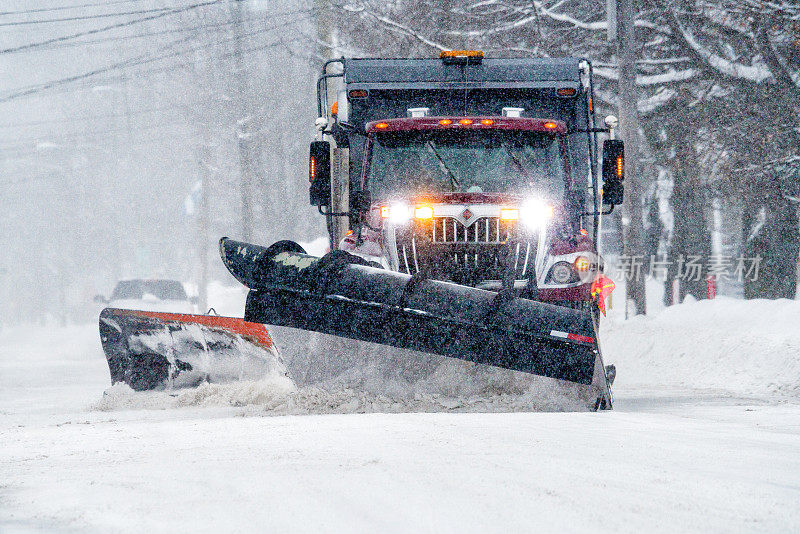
<box><xmin>5</xmin><ymin>29</ymin><xmax>310</xmax><ymax>103</ymax></box>
<box><xmin>0</xmin><ymin>12</ymin><xmax>313</xmax><ymax>103</ymax></box>
<box><xmin>28</xmin><ymin>17</ymin><xmax>264</xmax><ymax>51</ymax></box>
<box><xmin>18</xmin><ymin>8</ymin><xmax>300</xmax><ymax>53</ymax></box>
<box><xmin>0</xmin><ymin>0</ymin><xmax>145</xmax><ymax>16</ymax></box>
<box><xmin>0</xmin><ymin>28</ymin><xmax>215</xmax><ymax>102</ymax></box>
<box><xmin>0</xmin><ymin>0</ymin><xmax>221</xmax><ymax>55</ymax></box>
<box><xmin>0</xmin><ymin>36</ymin><xmax>306</xmax><ymax>146</ymax></box>
<box><xmin>0</xmin><ymin>7</ymin><xmax>177</xmax><ymax>27</ymax></box>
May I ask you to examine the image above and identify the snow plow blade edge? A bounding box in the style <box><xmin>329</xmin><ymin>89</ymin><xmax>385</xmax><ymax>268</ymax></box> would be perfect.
<box><xmin>220</xmin><ymin>237</ymin><xmax>610</xmax><ymax>400</ymax></box>
<box><xmin>99</xmin><ymin>308</ymin><xmax>284</xmax><ymax>391</ymax></box>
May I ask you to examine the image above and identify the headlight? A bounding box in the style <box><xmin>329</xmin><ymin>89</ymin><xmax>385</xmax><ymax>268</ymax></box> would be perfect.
<box><xmin>549</xmin><ymin>261</ymin><xmax>577</xmax><ymax>284</ymax></box>
<box><xmin>520</xmin><ymin>199</ymin><xmax>555</xmax><ymax>230</ymax></box>
<box><xmin>380</xmin><ymin>203</ymin><xmax>412</xmax><ymax>224</ymax></box>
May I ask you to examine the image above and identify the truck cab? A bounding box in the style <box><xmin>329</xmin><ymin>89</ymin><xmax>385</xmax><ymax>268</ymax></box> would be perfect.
<box><xmin>310</xmin><ymin>52</ymin><xmax>623</xmax><ymax>313</ymax></box>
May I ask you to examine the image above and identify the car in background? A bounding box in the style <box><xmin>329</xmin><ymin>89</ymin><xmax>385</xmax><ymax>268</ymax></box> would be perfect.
<box><xmin>95</xmin><ymin>279</ymin><xmax>197</xmax><ymax>314</ymax></box>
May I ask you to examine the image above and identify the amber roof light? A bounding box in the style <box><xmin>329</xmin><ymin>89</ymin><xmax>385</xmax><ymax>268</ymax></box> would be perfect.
<box><xmin>440</xmin><ymin>50</ymin><xmax>484</xmax><ymax>59</ymax></box>
<box><xmin>440</xmin><ymin>50</ymin><xmax>484</xmax><ymax>64</ymax></box>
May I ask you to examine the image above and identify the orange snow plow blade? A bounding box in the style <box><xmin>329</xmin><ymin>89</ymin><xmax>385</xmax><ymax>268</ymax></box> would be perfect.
<box><xmin>99</xmin><ymin>308</ymin><xmax>286</xmax><ymax>391</ymax></box>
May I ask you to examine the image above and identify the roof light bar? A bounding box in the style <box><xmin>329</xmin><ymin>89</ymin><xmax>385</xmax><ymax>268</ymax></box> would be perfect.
<box><xmin>440</xmin><ymin>50</ymin><xmax>484</xmax><ymax>65</ymax></box>
<box><xmin>407</xmin><ymin>107</ymin><xmax>430</xmax><ymax>118</ymax></box>
<box><xmin>502</xmin><ymin>107</ymin><xmax>524</xmax><ymax>118</ymax></box>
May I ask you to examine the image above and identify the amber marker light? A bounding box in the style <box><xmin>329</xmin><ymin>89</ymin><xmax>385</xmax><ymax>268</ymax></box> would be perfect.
<box><xmin>617</xmin><ymin>155</ymin><xmax>624</xmax><ymax>178</ymax></box>
<box><xmin>440</xmin><ymin>50</ymin><xmax>484</xmax><ymax>59</ymax></box>
<box><xmin>574</xmin><ymin>256</ymin><xmax>591</xmax><ymax>271</ymax></box>
<box><xmin>459</xmin><ymin>118</ymin><xmax>473</xmax><ymax>125</ymax></box>
<box><xmin>439</xmin><ymin>119</ymin><xmax>453</xmax><ymax>125</ymax></box>
<box><xmin>309</xmin><ymin>156</ymin><xmax>316</xmax><ymax>182</ymax></box>
<box><xmin>500</xmin><ymin>208</ymin><xmax>519</xmax><ymax>221</ymax></box>
<box><xmin>544</xmin><ymin>121</ymin><xmax>558</xmax><ymax>130</ymax></box>
<box><xmin>480</xmin><ymin>119</ymin><xmax>494</xmax><ymax>125</ymax></box>
<box><xmin>414</xmin><ymin>205</ymin><xmax>434</xmax><ymax>219</ymax></box>
<box><xmin>375</xmin><ymin>122</ymin><xmax>389</xmax><ymax>129</ymax></box>
<box><xmin>380</xmin><ymin>206</ymin><xmax>390</xmax><ymax>218</ymax></box>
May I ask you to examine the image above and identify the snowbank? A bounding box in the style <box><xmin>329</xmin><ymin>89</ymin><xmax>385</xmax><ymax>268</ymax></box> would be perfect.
<box><xmin>3</xmin><ymin>300</ymin><xmax>800</xmax><ymax>532</ymax></box>
<box><xmin>602</xmin><ymin>296</ymin><xmax>800</xmax><ymax>399</ymax></box>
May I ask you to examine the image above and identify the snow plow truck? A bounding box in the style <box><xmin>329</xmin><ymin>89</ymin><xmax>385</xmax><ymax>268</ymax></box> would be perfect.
<box><xmin>99</xmin><ymin>51</ymin><xmax>624</xmax><ymax>410</ymax></box>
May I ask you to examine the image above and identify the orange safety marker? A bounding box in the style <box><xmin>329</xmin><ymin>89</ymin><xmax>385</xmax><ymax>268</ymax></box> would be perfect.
<box><xmin>590</xmin><ymin>274</ymin><xmax>616</xmax><ymax>316</ymax></box>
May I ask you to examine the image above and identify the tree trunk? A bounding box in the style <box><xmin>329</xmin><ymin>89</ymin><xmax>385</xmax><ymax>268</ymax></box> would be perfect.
<box><xmin>744</xmin><ymin>177</ymin><xmax>800</xmax><ymax>299</ymax></box>
<box><xmin>616</xmin><ymin>0</ymin><xmax>647</xmax><ymax>315</ymax></box>
<box><xmin>665</xmin><ymin>159</ymin><xmax>711</xmax><ymax>303</ymax></box>
<box><xmin>230</xmin><ymin>0</ymin><xmax>255</xmax><ymax>242</ymax></box>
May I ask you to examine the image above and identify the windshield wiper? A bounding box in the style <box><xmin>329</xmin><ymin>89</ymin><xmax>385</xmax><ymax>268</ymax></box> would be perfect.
<box><xmin>504</xmin><ymin>145</ymin><xmax>535</xmax><ymax>183</ymax></box>
<box><xmin>425</xmin><ymin>140</ymin><xmax>460</xmax><ymax>190</ymax></box>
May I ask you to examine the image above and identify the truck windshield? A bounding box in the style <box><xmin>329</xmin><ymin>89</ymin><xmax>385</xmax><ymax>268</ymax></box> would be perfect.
<box><xmin>366</xmin><ymin>129</ymin><xmax>567</xmax><ymax>199</ymax></box>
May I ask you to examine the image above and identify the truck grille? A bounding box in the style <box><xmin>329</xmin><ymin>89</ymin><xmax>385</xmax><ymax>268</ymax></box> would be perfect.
<box><xmin>395</xmin><ymin>217</ymin><xmax>535</xmax><ymax>283</ymax></box>
<box><xmin>431</xmin><ymin>217</ymin><xmax>510</xmax><ymax>243</ymax></box>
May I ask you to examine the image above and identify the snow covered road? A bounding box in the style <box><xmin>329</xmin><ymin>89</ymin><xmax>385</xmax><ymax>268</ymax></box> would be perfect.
<box><xmin>1</xmin><ymin>298</ymin><xmax>799</xmax><ymax>532</ymax></box>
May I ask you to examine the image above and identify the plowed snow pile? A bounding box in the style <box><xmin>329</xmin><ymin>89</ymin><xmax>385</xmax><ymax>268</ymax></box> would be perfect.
<box><xmin>91</xmin><ymin>296</ymin><xmax>800</xmax><ymax>414</ymax></box>
<box><xmin>601</xmin><ymin>296</ymin><xmax>800</xmax><ymax>399</ymax></box>
<box><xmin>93</xmin><ymin>352</ymin><xmax>587</xmax><ymax>414</ymax></box>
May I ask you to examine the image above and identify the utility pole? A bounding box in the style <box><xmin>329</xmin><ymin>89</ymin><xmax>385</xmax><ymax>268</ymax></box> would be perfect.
<box><xmin>230</xmin><ymin>0</ymin><xmax>255</xmax><ymax>241</ymax></box>
<box><xmin>198</xmin><ymin>146</ymin><xmax>210</xmax><ymax>313</ymax></box>
<box><xmin>314</xmin><ymin>0</ymin><xmax>347</xmax><ymax>250</ymax></box>
<box><xmin>606</xmin><ymin>0</ymin><xmax>617</xmax><ymax>42</ymax></box>
<box><xmin>616</xmin><ymin>0</ymin><xmax>647</xmax><ymax>315</ymax></box>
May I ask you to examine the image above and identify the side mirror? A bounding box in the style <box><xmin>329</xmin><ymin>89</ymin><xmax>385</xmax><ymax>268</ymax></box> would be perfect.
<box><xmin>350</xmin><ymin>189</ymin><xmax>371</xmax><ymax>213</ymax></box>
<box><xmin>93</xmin><ymin>294</ymin><xmax>108</xmax><ymax>304</ymax></box>
<box><xmin>601</xmin><ymin>139</ymin><xmax>624</xmax><ymax>206</ymax></box>
<box><xmin>309</xmin><ymin>141</ymin><xmax>331</xmax><ymax>207</ymax></box>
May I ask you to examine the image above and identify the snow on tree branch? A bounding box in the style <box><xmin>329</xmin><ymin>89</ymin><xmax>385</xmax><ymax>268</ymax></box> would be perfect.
<box><xmin>338</xmin><ymin>2</ymin><xmax>448</xmax><ymax>51</ymax></box>
<box><xmin>660</xmin><ymin>1</ymin><xmax>772</xmax><ymax>83</ymax></box>
<box><xmin>594</xmin><ymin>66</ymin><xmax>699</xmax><ymax>86</ymax></box>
